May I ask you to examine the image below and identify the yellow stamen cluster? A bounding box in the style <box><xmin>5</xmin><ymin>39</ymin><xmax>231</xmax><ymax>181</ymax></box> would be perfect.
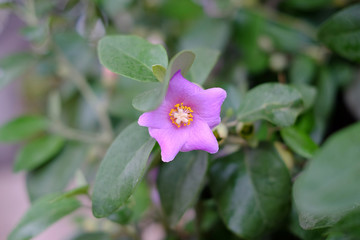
<box><xmin>169</xmin><ymin>103</ymin><xmax>194</xmax><ymax>128</ymax></box>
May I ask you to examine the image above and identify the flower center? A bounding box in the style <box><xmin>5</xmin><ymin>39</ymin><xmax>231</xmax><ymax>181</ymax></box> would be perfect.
<box><xmin>169</xmin><ymin>103</ymin><xmax>194</xmax><ymax>128</ymax></box>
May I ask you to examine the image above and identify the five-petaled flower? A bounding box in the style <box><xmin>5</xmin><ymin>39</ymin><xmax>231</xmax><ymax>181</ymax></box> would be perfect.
<box><xmin>138</xmin><ymin>70</ymin><xmax>227</xmax><ymax>162</ymax></box>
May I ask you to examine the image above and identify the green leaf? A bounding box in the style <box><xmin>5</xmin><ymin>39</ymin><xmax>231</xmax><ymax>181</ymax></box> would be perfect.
<box><xmin>152</xmin><ymin>64</ymin><xmax>166</xmax><ymax>82</ymax></box>
<box><xmin>292</xmin><ymin>84</ymin><xmax>317</xmax><ymax>111</ymax></box>
<box><xmin>209</xmin><ymin>144</ymin><xmax>291</xmax><ymax>239</ymax></box>
<box><xmin>293</xmin><ymin>122</ymin><xmax>360</xmax><ymax>229</ymax></box>
<box><xmin>157</xmin><ymin>151</ymin><xmax>208</xmax><ymax>227</ymax></box>
<box><xmin>98</xmin><ymin>35</ymin><xmax>168</xmax><ymax>82</ymax></box>
<box><xmin>0</xmin><ymin>52</ymin><xmax>34</xmax><ymax>90</ymax></box>
<box><xmin>0</xmin><ymin>115</ymin><xmax>48</xmax><ymax>142</ymax></box>
<box><xmin>318</xmin><ymin>4</ymin><xmax>360</xmax><ymax>62</ymax></box>
<box><xmin>234</xmin><ymin>10</ymin><xmax>268</xmax><ymax>73</ymax></box>
<box><xmin>312</xmin><ymin>67</ymin><xmax>337</xmax><ymax>143</ymax></box>
<box><xmin>238</xmin><ymin>83</ymin><xmax>304</xmax><ymax>127</ymax></box>
<box><xmin>326</xmin><ymin>209</ymin><xmax>360</xmax><ymax>240</ymax></box>
<box><xmin>8</xmin><ymin>193</ymin><xmax>81</xmax><ymax>240</ymax></box>
<box><xmin>26</xmin><ymin>143</ymin><xmax>87</xmax><ymax>201</ymax></box>
<box><xmin>71</xmin><ymin>232</ymin><xmax>111</xmax><ymax>240</ymax></box>
<box><xmin>264</xmin><ymin>21</ymin><xmax>313</xmax><ymax>53</ymax></box>
<box><xmin>281</xmin><ymin>127</ymin><xmax>318</xmax><ymax>158</ymax></box>
<box><xmin>132</xmin><ymin>50</ymin><xmax>195</xmax><ymax>112</ymax></box>
<box><xmin>159</xmin><ymin>0</ymin><xmax>203</xmax><ymax>20</ymax></box>
<box><xmin>180</xmin><ymin>18</ymin><xmax>230</xmax><ymax>51</ymax></box>
<box><xmin>92</xmin><ymin>122</ymin><xmax>156</xmax><ymax>217</ymax></box>
<box><xmin>54</xmin><ymin>32</ymin><xmax>96</xmax><ymax>73</ymax></box>
<box><xmin>284</xmin><ymin>0</ymin><xmax>331</xmax><ymax>10</ymax></box>
<box><xmin>290</xmin><ymin>55</ymin><xmax>316</xmax><ymax>85</ymax></box>
<box><xmin>14</xmin><ymin>135</ymin><xmax>65</xmax><ymax>172</ymax></box>
<box><xmin>107</xmin><ymin>181</ymin><xmax>151</xmax><ymax>224</ymax></box>
<box><xmin>288</xmin><ymin>206</ymin><xmax>327</xmax><ymax>240</ymax></box>
<box><xmin>187</xmin><ymin>48</ymin><xmax>220</xmax><ymax>85</ymax></box>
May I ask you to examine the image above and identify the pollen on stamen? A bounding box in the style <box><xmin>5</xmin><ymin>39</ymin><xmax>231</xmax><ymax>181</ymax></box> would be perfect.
<box><xmin>169</xmin><ymin>103</ymin><xmax>194</xmax><ymax>128</ymax></box>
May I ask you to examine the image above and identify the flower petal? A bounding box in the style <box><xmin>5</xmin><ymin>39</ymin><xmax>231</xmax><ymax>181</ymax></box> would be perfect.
<box><xmin>165</xmin><ymin>70</ymin><xmax>202</xmax><ymax>103</ymax></box>
<box><xmin>180</xmin><ymin>118</ymin><xmax>219</xmax><ymax>154</ymax></box>
<box><xmin>191</xmin><ymin>88</ymin><xmax>227</xmax><ymax>129</ymax></box>
<box><xmin>138</xmin><ymin>102</ymin><xmax>173</xmax><ymax>129</ymax></box>
<box><xmin>149</xmin><ymin>127</ymin><xmax>188</xmax><ymax>162</ymax></box>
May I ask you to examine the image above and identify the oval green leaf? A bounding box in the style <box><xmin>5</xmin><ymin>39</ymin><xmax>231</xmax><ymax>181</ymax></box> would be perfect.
<box><xmin>0</xmin><ymin>115</ymin><xmax>48</xmax><ymax>142</ymax></box>
<box><xmin>14</xmin><ymin>135</ymin><xmax>65</xmax><ymax>172</ymax></box>
<box><xmin>157</xmin><ymin>151</ymin><xmax>208</xmax><ymax>227</ymax></box>
<box><xmin>281</xmin><ymin>126</ymin><xmax>318</xmax><ymax>159</ymax></box>
<box><xmin>132</xmin><ymin>50</ymin><xmax>195</xmax><ymax>112</ymax></box>
<box><xmin>152</xmin><ymin>64</ymin><xmax>166</xmax><ymax>82</ymax></box>
<box><xmin>238</xmin><ymin>83</ymin><xmax>304</xmax><ymax>127</ymax></box>
<box><xmin>8</xmin><ymin>193</ymin><xmax>81</xmax><ymax>240</ymax></box>
<box><xmin>92</xmin><ymin>122</ymin><xmax>156</xmax><ymax>218</ymax></box>
<box><xmin>318</xmin><ymin>4</ymin><xmax>360</xmax><ymax>62</ymax></box>
<box><xmin>209</xmin><ymin>144</ymin><xmax>291</xmax><ymax>239</ymax></box>
<box><xmin>98</xmin><ymin>35</ymin><xmax>168</xmax><ymax>82</ymax></box>
<box><xmin>293</xmin><ymin>122</ymin><xmax>360</xmax><ymax>229</ymax></box>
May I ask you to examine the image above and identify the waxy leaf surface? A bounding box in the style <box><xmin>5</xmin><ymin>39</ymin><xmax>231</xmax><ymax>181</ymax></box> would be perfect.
<box><xmin>209</xmin><ymin>144</ymin><xmax>291</xmax><ymax>239</ymax></box>
<box><xmin>92</xmin><ymin>122</ymin><xmax>155</xmax><ymax>217</ymax></box>
<box><xmin>294</xmin><ymin>122</ymin><xmax>360</xmax><ymax>229</ymax></box>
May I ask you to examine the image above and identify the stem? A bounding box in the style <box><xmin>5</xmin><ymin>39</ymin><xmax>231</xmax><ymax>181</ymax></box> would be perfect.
<box><xmin>50</xmin><ymin>122</ymin><xmax>107</xmax><ymax>145</ymax></box>
<box><xmin>57</xmin><ymin>53</ymin><xmax>113</xmax><ymax>143</ymax></box>
<box><xmin>227</xmin><ymin>136</ymin><xmax>248</xmax><ymax>146</ymax></box>
<box><xmin>225</xmin><ymin>120</ymin><xmax>238</xmax><ymax>127</ymax></box>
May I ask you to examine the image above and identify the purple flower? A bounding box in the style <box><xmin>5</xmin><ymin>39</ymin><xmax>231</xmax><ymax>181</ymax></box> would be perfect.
<box><xmin>138</xmin><ymin>70</ymin><xmax>227</xmax><ymax>162</ymax></box>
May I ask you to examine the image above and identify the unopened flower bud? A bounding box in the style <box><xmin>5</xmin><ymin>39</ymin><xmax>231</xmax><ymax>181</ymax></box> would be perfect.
<box><xmin>213</xmin><ymin>123</ymin><xmax>228</xmax><ymax>144</ymax></box>
<box><xmin>236</xmin><ymin>122</ymin><xmax>254</xmax><ymax>139</ymax></box>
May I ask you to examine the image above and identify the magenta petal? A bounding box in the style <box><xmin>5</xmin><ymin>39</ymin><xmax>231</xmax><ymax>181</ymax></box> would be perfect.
<box><xmin>149</xmin><ymin>127</ymin><xmax>188</xmax><ymax>162</ymax></box>
<box><xmin>180</xmin><ymin>119</ymin><xmax>218</xmax><ymax>154</ymax></box>
<box><xmin>191</xmin><ymin>88</ymin><xmax>227</xmax><ymax>129</ymax></box>
<box><xmin>138</xmin><ymin>103</ymin><xmax>172</xmax><ymax>129</ymax></box>
<box><xmin>165</xmin><ymin>71</ymin><xmax>202</xmax><ymax>103</ymax></box>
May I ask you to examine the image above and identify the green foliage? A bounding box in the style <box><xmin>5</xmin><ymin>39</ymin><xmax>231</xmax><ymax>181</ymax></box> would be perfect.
<box><xmin>8</xmin><ymin>191</ymin><xmax>82</xmax><ymax>240</ymax></box>
<box><xmin>4</xmin><ymin>1</ymin><xmax>360</xmax><ymax>239</ymax></box>
<box><xmin>293</xmin><ymin>122</ymin><xmax>360</xmax><ymax>229</ymax></box>
<box><xmin>284</xmin><ymin>0</ymin><xmax>331</xmax><ymax>10</ymax></box>
<box><xmin>0</xmin><ymin>115</ymin><xmax>48</xmax><ymax>142</ymax></box>
<box><xmin>0</xmin><ymin>52</ymin><xmax>34</xmax><ymax>90</ymax></box>
<box><xmin>290</xmin><ymin>55</ymin><xmax>316</xmax><ymax>84</ymax></box>
<box><xmin>152</xmin><ymin>64</ymin><xmax>167</xmax><ymax>82</ymax></box>
<box><xmin>14</xmin><ymin>135</ymin><xmax>65</xmax><ymax>172</ymax></box>
<box><xmin>326</xmin><ymin>210</ymin><xmax>360</xmax><ymax>240</ymax></box>
<box><xmin>318</xmin><ymin>4</ymin><xmax>360</xmax><ymax>62</ymax></box>
<box><xmin>209</xmin><ymin>144</ymin><xmax>292</xmax><ymax>239</ymax></box>
<box><xmin>157</xmin><ymin>151</ymin><xmax>208</xmax><ymax>227</ymax></box>
<box><xmin>132</xmin><ymin>50</ymin><xmax>195</xmax><ymax>111</ymax></box>
<box><xmin>98</xmin><ymin>35</ymin><xmax>168</xmax><ymax>82</ymax></box>
<box><xmin>180</xmin><ymin>18</ymin><xmax>231</xmax><ymax>51</ymax></box>
<box><xmin>238</xmin><ymin>83</ymin><xmax>304</xmax><ymax>127</ymax></box>
<box><xmin>92</xmin><ymin>123</ymin><xmax>155</xmax><ymax>217</ymax></box>
<box><xmin>26</xmin><ymin>143</ymin><xmax>87</xmax><ymax>201</ymax></box>
<box><xmin>281</xmin><ymin>127</ymin><xmax>318</xmax><ymax>158</ymax></box>
<box><xmin>187</xmin><ymin>48</ymin><xmax>220</xmax><ymax>85</ymax></box>
<box><xmin>71</xmin><ymin>232</ymin><xmax>111</xmax><ymax>240</ymax></box>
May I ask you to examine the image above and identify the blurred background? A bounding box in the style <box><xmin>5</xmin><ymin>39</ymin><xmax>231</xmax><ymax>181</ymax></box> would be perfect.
<box><xmin>1</xmin><ymin>0</ymin><xmax>359</xmax><ymax>239</ymax></box>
